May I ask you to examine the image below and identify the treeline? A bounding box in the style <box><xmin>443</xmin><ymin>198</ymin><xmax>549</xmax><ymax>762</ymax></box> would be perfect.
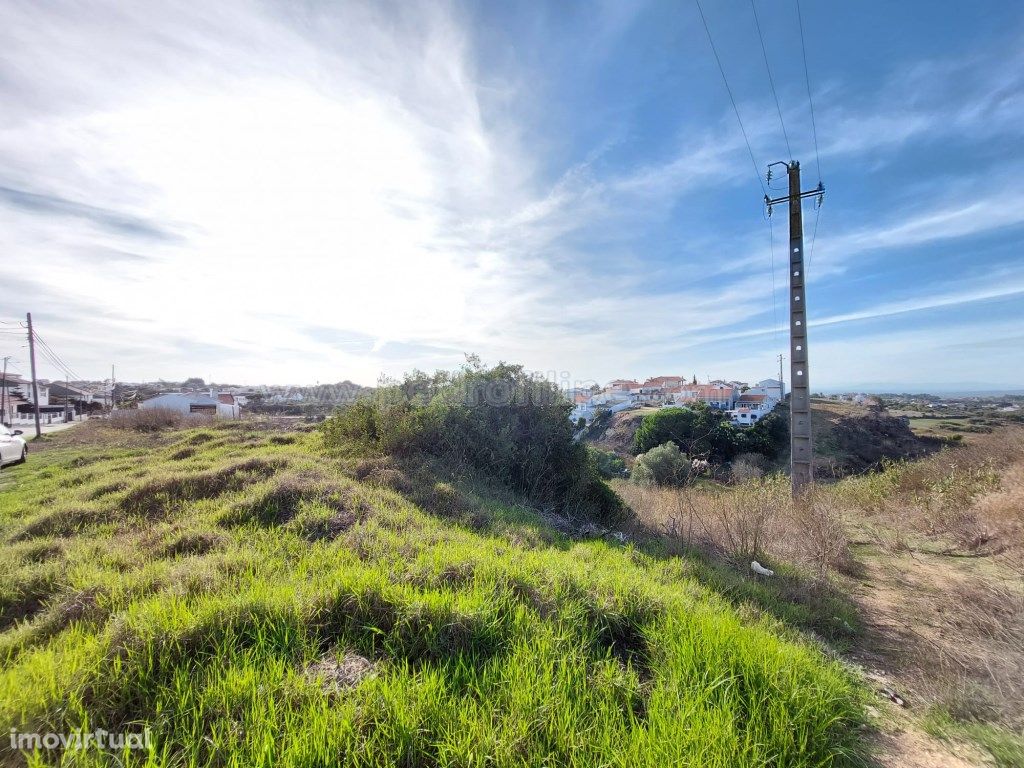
<box><xmin>627</xmin><ymin>402</ymin><xmax>789</xmax><ymax>487</ymax></box>
<box><xmin>632</xmin><ymin>402</ymin><xmax>788</xmax><ymax>460</ymax></box>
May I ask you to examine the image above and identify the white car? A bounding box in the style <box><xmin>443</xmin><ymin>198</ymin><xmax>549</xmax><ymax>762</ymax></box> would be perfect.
<box><xmin>0</xmin><ymin>426</ymin><xmax>27</xmax><ymax>467</ymax></box>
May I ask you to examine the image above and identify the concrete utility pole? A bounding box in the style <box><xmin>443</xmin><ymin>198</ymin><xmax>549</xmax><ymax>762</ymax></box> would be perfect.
<box><xmin>777</xmin><ymin>353</ymin><xmax>784</xmax><ymax>398</ymax></box>
<box><xmin>1</xmin><ymin>356</ymin><xmax>9</xmax><ymax>425</ymax></box>
<box><xmin>766</xmin><ymin>161</ymin><xmax>823</xmax><ymax>497</ymax></box>
<box><xmin>26</xmin><ymin>313</ymin><xmax>42</xmax><ymax>438</ymax></box>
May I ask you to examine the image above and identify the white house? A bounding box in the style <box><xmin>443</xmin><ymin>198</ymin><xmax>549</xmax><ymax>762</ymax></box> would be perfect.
<box><xmin>140</xmin><ymin>391</ymin><xmax>241</xmax><ymax>419</ymax></box>
<box><xmin>747</xmin><ymin>378</ymin><xmax>784</xmax><ymax>403</ymax></box>
<box><xmin>729</xmin><ymin>393</ymin><xmax>774</xmax><ymax>426</ymax></box>
<box><xmin>2</xmin><ymin>376</ymin><xmax>48</xmax><ymax>406</ymax></box>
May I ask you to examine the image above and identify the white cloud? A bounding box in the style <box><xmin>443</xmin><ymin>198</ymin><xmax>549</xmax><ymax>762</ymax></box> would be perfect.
<box><xmin>0</xmin><ymin>2</ymin><xmax>1022</xmax><ymax>388</ymax></box>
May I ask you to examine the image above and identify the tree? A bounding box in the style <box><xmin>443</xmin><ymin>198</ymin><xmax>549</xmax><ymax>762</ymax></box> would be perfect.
<box><xmin>738</xmin><ymin>410</ymin><xmax>788</xmax><ymax>459</ymax></box>
<box><xmin>632</xmin><ymin>402</ymin><xmax>740</xmax><ymax>462</ymax></box>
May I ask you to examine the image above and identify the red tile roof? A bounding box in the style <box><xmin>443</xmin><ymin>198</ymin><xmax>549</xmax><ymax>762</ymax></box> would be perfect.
<box><xmin>642</xmin><ymin>376</ymin><xmax>683</xmax><ymax>387</ymax></box>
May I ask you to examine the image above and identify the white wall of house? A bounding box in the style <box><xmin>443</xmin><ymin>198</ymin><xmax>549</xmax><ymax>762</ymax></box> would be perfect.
<box><xmin>18</xmin><ymin>383</ymin><xmax>49</xmax><ymax>406</ymax></box>
<box><xmin>215</xmin><ymin>402</ymin><xmax>241</xmax><ymax>419</ymax></box>
<box><xmin>749</xmin><ymin>378</ymin><xmax>783</xmax><ymax>401</ymax></box>
<box><xmin>140</xmin><ymin>393</ymin><xmax>199</xmax><ymax>414</ymax></box>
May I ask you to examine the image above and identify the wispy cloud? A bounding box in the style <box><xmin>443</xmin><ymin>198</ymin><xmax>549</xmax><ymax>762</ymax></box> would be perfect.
<box><xmin>0</xmin><ymin>1</ymin><xmax>1021</xmax><ymax>387</ymax></box>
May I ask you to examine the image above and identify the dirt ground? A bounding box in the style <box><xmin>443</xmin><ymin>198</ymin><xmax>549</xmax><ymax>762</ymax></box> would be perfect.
<box><xmin>846</xmin><ymin>522</ymin><xmax>1024</xmax><ymax>767</ymax></box>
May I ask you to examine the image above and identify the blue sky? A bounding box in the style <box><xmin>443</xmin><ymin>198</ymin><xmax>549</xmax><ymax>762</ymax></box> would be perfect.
<box><xmin>0</xmin><ymin>0</ymin><xmax>1022</xmax><ymax>390</ymax></box>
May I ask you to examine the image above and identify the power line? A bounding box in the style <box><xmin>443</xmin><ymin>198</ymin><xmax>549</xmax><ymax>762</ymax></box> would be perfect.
<box><xmin>694</xmin><ymin>0</ymin><xmax>767</xmax><ymax>196</ymax></box>
<box><xmin>749</xmin><ymin>0</ymin><xmax>792</xmax><ymax>160</ymax></box>
<box><xmin>32</xmin><ymin>343</ymin><xmax>71</xmax><ymax>378</ymax></box>
<box><xmin>795</xmin><ymin>0</ymin><xmax>821</xmax><ymax>182</ymax></box>
<box><xmin>31</xmin><ymin>331</ymin><xmax>85</xmax><ymax>383</ymax></box>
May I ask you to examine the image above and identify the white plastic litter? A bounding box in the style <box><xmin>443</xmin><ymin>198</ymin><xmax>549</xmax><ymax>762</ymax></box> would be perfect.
<box><xmin>750</xmin><ymin>561</ymin><xmax>775</xmax><ymax>577</ymax></box>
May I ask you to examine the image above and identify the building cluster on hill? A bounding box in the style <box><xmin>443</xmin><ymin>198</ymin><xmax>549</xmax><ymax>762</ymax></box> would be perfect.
<box><xmin>569</xmin><ymin>376</ymin><xmax>785</xmax><ymax>428</ymax></box>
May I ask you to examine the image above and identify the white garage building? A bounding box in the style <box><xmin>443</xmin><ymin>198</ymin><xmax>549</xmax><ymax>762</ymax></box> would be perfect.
<box><xmin>139</xmin><ymin>392</ymin><xmax>241</xmax><ymax>419</ymax></box>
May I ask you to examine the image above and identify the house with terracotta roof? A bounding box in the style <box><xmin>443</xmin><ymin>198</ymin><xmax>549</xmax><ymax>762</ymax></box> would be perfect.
<box><xmin>641</xmin><ymin>375</ymin><xmax>684</xmax><ymax>389</ymax></box>
<box><xmin>606</xmin><ymin>379</ymin><xmax>640</xmax><ymax>394</ymax></box>
<box><xmin>671</xmin><ymin>383</ymin><xmax>738</xmax><ymax>409</ymax></box>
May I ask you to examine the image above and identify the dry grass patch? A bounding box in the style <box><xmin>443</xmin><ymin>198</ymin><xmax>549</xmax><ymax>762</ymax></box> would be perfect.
<box><xmin>837</xmin><ymin>426</ymin><xmax>1024</xmax><ymax>561</ymax></box>
<box><xmin>13</xmin><ymin>506</ymin><xmax>119</xmax><ymax>540</ymax></box>
<box><xmin>618</xmin><ymin>477</ymin><xmax>852</xmax><ymax>577</ymax></box>
<box><xmin>303</xmin><ymin>651</ymin><xmax>377</xmax><ymax>697</ymax></box>
<box><xmin>159</xmin><ymin>530</ymin><xmax>229</xmax><ymax>558</ymax></box>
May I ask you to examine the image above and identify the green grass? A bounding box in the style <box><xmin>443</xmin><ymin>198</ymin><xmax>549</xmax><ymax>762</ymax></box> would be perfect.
<box><xmin>907</xmin><ymin>416</ymin><xmax>972</xmax><ymax>437</ymax></box>
<box><xmin>0</xmin><ymin>423</ymin><xmax>865</xmax><ymax>767</ymax></box>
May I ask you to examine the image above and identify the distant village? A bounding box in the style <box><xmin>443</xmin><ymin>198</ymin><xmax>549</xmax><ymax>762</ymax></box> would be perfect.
<box><xmin>6</xmin><ymin>369</ymin><xmax>1017</xmax><ymax>432</ymax></box>
<box><xmin>567</xmin><ymin>375</ymin><xmax>786</xmax><ymax>428</ymax></box>
<box><xmin>0</xmin><ymin>376</ymin><xmax>362</xmax><ymax>425</ymax></box>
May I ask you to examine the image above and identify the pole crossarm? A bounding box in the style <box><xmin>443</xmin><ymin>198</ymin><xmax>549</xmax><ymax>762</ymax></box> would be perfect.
<box><xmin>765</xmin><ymin>184</ymin><xmax>823</xmax><ymax>207</ymax></box>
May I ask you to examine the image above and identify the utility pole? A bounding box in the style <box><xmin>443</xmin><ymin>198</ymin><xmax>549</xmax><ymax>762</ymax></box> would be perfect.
<box><xmin>777</xmin><ymin>353</ymin><xmax>784</xmax><ymax>398</ymax></box>
<box><xmin>111</xmin><ymin>364</ymin><xmax>116</xmax><ymax>411</ymax></box>
<box><xmin>1</xmin><ymin>356</ymin><xmax>9</xmax><ymax>426</ymax></box>
<box><xmin>26</xmin><ymin>313</ymin><xmax>42</xmax><ymax>439</ymax></box>
<box><xmin>766</xmin><ymin>161</ymin><xmax>823</xmax><ymax>497</ymax></box>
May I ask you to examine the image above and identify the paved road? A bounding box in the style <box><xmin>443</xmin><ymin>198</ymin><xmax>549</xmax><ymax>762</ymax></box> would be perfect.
<box><xmin>9</xmin><ymin>418</ymin><xmax>86</xmax><ymax>437</ymax></box>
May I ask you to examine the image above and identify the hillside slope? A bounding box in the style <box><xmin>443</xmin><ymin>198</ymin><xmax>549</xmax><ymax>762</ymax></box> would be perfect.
<box><xmin>582</xmin><ymin>399</ymin><xmax>941</xmax><ymax>478</ymax></box>
<box><xmin>808</xmin><ymin>399</ymin><xmax>943</xmax><ymax>478</ymax></box>
<box><xmin>0</xmin><ymin>422</ymin><xmax>863</xmax><ymax>767</ymax></box>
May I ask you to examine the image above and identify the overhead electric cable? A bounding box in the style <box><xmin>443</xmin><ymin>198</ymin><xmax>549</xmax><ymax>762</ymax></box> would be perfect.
<box><xmin>694</xmin><ymin>0</ymin><xmax>767</xmax><ymax>195</ymax></box>
<box><xmin>750</xmin><ymin>0</ymin><xmax>792</xmax><ymax>160</ymax></box>
<box><xmin>795</xmin><ymin>0</ymin><xmax>821</xmax><ymax>182</ymax></box>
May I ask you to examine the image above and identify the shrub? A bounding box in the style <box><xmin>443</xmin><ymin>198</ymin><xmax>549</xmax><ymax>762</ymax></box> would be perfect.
<box><xmin>321</xmin><ymin>360</ymin><xmax>624</xmax><ymax>522</ymax></box>
<box><xmin>731</xmin><ymin>452</ymin><xmax>769</xmax><ymax>482</ymax></box>
<box><xmin>110</xmin><ymin>407</ymin><xmax>188</xmax><ymax>431</ymax></box>
<box><xmin>588</xmin><ymin>446</ymin><xmax>627</xmax><ymax>479</ymax></box>
<box><xmin>632</xmin><ymin>442</ymin><xmax>691</xmax><ymax>487</ymax></box>
<box><xmin>740</xmin><ymin>410</ymin><xmax>789</xmax><ymax>459</ymax></box>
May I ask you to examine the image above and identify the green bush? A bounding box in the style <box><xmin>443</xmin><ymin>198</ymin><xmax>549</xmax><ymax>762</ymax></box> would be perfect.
<box><xmin>632</xmin><ymin>442</ymin><xmax>691</xmax><ymax>487</ymax></box>
<box><xmin>322</xmin><ymin>360</ymin><xmax>624</xmax><ymax>522</ymax></box>
<box><xmin>588</xmin><ymin>446</ymin><xmax>627</xmax><ymax>479</ymax></box>
<box><xmin>741</xmin><ymin>410</ymin><xmax>789</xmax><ymax>459</ymax></box>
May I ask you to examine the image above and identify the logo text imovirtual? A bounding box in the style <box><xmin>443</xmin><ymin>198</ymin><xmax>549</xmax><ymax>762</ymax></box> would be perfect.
<box><xmin>9</xmin><ymin>728</ymin><xmax>152</xmax><ymax>752</ymax></box>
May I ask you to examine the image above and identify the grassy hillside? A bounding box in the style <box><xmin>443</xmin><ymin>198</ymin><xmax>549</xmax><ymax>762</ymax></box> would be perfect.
<box><xmin>0</xmin><ymin>421</ymin><xmax>864</xmax><ymax>768</ymax></box>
